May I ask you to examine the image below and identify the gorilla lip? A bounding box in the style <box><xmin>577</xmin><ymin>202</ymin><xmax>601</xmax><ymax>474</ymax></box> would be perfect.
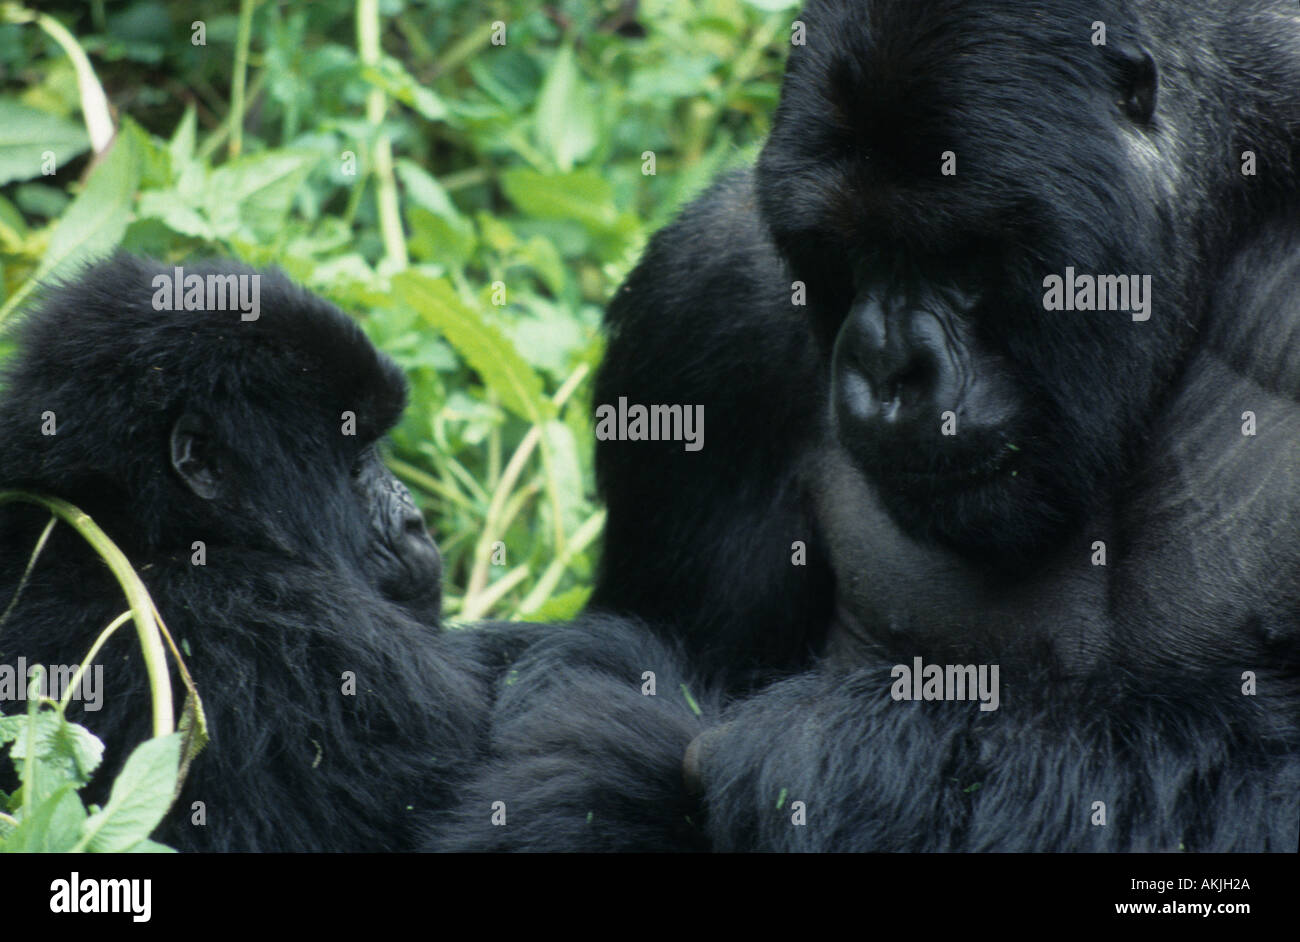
<box><xmin>876</xmin><ymin>443</ymin><xmax>1016</xmax><ymax>491</ymax></box>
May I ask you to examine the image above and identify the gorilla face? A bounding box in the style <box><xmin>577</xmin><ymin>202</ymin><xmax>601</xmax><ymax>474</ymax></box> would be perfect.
<box><xmin>756</xmin><ymin>0</ymin><xmax>1244</xmax><ymax>565</ymax></box>
<box><xmin>169</xmin><ymin>415</ymin><xmax>441</xmax><ymax>622</ymax></box>
<box><xmin>350</xmin><ymin>444</ymin><xmax>442</xmax><ymax>618</ymax></box>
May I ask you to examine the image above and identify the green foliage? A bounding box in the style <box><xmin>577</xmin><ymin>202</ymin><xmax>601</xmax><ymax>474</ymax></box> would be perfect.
<box><xmin>0</xmin><ymin>685</ymin><xmax>178</xmax><ymax>853</ymax></box>
<box><xmin>0</xmin><ymin>0</ymin><xmax>792</xmax><ymax>618</ymax></box>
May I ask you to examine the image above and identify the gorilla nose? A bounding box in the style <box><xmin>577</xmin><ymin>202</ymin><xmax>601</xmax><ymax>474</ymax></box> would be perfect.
<box><xmin>832</xmin><ymin>296</ymin><xmax>956</xmax><ymax>428</ymax></box>
<box><xmin>402</xmin><ymin>507</ymin><xmax>430</xmax><ymax>538</ymax></box>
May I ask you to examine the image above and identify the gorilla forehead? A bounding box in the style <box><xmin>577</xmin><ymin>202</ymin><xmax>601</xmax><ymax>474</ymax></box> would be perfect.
<box><xmin>7</xmin><ymin>252</ymin><xmax>407</xmax><ymax>440</ymax></box>
<box><xmin>758</xmin><ymin>0</ymin><xmax>1244</xmax><ymax>260</ymax></box>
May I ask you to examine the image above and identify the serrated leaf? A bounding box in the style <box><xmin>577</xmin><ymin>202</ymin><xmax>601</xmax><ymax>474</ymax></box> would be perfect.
<box><xmin>18</xmin><ymin>120</ymin><xmax>145</xmax><ymax>297</ymax></box>
<box><xmin>0</xmin><ymin>784</ymin><xmax>86</xmax><ymax>853</ymax></box>
<box><xmin>175</xmin><ymin>690</ymin><xmax>208</xmax><ymax>798</ymax></box>
<box><xmin>76</xmin><ymin>733</ymin><xmax>180</xmax><ymax>853</ymax></box>
<box><xmin>4</xmin><ymin>709</ymin><xmax>103</xmax><ymax>805</ymax></box>
<box><xmin>393</xmin><ymin>272</ymin><xmax>552</xmax><ymax>423</ymax></box>
<box><xmin>204</xmin><ymin>150</ymin><xmax>319</xmax><ymax>240</ymax></box>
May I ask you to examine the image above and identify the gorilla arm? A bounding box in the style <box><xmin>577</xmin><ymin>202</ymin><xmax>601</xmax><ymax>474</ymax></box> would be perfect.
<box><xmin>424</xmin><ymin>615</ymin><xmax>720</xmax><ymax>852</ymax></box>
<box><xmin>590</xmin><ymin>169</ymin><xmax>833</xmax><ymax>687</ymax></box>
<box><xmin>690</xmin><ymin>657</ymin><xmax>1300</xmax><ymax>852</ymax></box>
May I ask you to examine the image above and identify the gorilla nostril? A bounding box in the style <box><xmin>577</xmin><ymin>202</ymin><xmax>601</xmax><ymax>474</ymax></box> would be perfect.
<box><xmin>404</xmin><ymin>513</ymin><xmax>427</xmax><ymax>536</ymax></box>
<box><xmin>888</xmin><ymin>358</ymin><xmax>937</xmax><ymax>409</ymax></box>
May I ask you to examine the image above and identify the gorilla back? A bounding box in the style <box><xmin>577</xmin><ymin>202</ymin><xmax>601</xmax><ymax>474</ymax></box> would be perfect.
<box><xmin>590</xmin><ymin>0</ymin><xmax>1300</xmax><ymax>850</ymax></box>
<box><xmin>0</xmin><ymin>254</ymin><xmax>508</xmax><ymax>851</ymax></box>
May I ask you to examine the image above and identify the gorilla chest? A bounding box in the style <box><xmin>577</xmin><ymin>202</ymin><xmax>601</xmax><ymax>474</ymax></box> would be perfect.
<box><xmin>810</xmin><ymin>443</ymin><xmax>1114</xmax><ymax>670</ymax></box>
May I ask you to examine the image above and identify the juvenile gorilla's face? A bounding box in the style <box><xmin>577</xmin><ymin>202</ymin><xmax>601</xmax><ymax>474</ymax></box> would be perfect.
<box><xmin>759</xmin><ymin>0</ymin><xmax>1222</xmax><ymax>566</ymax></box>
<box><xmin>350</xmin><ymin>445</ymin><xmax>442</xmax><ymax>619</ymax></box>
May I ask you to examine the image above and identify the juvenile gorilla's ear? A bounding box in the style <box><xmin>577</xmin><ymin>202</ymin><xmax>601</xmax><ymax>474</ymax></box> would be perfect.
<box><xmin>1111</xmin><ymin>42</ymin><xmax>1158</xmax><ymax>125</ymax></box>
<box><xmin>170</xmin><ymin>413</ymin><xmax>222</xmax><ymax>500</ymax></box>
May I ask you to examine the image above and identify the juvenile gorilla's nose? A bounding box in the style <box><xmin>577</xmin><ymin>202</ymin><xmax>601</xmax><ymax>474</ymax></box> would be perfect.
<box><xmin>402</xmin><ymin>506</ymin><xmax>429</xmax><ymax>536</ymax></box>
<box><xmin>832</xmin><ymin>294</ymin><xmax>958</xmax><ymax>430</ymax></box>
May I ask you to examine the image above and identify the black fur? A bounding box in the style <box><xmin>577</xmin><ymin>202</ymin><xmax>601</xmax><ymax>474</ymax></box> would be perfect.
<box><xmin>0</xmin><ymin>254</ymin><xmax>532</xmax><ymax>851</ymax></box>
<box><xmin>699</xmin><ymin>650</ymin><xmax>1300</xmax><ymax>852</ymax></box>
<box><xmin>426</xmin><ymin>616</ymin><xmax>718</xmax><ymax>852</ymax></box>
<box><xmin>562</xmin><ymin>0</ymin><xmax>1300</xmax><ymax>851</ymax></box>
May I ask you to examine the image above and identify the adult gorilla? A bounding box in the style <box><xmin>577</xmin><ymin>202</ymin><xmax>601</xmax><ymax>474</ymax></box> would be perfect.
<box><xmin>0</xmin><ymin>255</ymin><xmax>530</xmax><ymax>852</ymax></box>
<box><xmin>436</xmin><ymin>0</ymin><xmax>1300</xmax><ymax>850</ymax></box>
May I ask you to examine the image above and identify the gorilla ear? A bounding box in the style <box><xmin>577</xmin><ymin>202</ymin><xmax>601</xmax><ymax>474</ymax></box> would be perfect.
<box><xmin>170</xmin><ymin>413</ymin><xmax>222</xmax><ymax>500</ymax></box>
<box><xmin>1114</xmin><ymin>43</ymin><xmax>1158</xmax><ymax>125</ymax></box>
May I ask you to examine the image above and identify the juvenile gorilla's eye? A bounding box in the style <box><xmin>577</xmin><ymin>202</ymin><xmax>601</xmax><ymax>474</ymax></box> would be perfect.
<box><xmin>350</xmin><ymin>446</ymin><xmax>374</xmax><ymax>479</ymax></box>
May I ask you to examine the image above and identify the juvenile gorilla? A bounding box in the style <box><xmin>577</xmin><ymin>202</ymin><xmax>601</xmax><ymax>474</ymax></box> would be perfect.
<box><xmin>437</xmin><ymin>0</ymin><xmax>1300</xmax><ymax>850</ymax></box>
<box><xmin>0</xmin><ymin>254</ymin><xmax>528</xmax><ymax>852</ymax></box>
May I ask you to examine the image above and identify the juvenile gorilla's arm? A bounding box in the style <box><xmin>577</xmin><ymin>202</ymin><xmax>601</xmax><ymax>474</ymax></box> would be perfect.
<box><xmin>425</xmin><ymin>615</ymin><xmax>720</xmax><ymax>852</ymax></box>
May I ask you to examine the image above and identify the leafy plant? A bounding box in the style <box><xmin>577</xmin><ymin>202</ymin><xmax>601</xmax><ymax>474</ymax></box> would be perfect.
<box><xmin>0</xmin><ymin>0</ymin><xmax>794</xmax><ymax>621</ymax></box>
<box><xmin>0</xmin><ymin>492</ymin><xmax>208</xmax><ymax>853</ymax></box>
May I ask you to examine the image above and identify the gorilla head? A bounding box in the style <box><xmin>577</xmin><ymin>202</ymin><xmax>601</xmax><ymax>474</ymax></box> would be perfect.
<box><xmin>758</xmin><ymin>0</ymin><xmax>1299</xmax><ymax>567</ymax></box>
<box><xmin>1</xmin><ymin>254</ymin><xmax>441</xmax><ymax>621</ymax></box>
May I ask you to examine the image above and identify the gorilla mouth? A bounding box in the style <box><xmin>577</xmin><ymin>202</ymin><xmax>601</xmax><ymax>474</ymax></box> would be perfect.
<box><xmin>881</xmin><ymin>444</ymin><xmax>1018</xmax><ymax>493</ymax></box>
<box><xmin>374</xmin><ymin>533</ymin><xmax>442</xmax><ymax>603</ymax></box>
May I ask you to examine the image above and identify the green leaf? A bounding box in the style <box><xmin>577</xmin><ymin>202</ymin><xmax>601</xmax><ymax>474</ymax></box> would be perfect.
<box><xmin>75</xmin><ymin>733</ymin><xmax>180</xmax><ymax>853</ymax></box>
<box><xmin>0</xmin><ymin>192</ymin><xmax>28</xmax><ymax>241</ymax></box>
<box><xmin>407</xmin><ymin>207</ymin><xmax>475</xmax><ymax>268</ymax></box>
<box><xmin>501</xmin><ymin>168</ymin><xmax>614</xmax><ymax>230</ymax></box>
<box><xmin>137</xmin><ymin>191</ymin><xmax>213</xmax><ymax>239</ymax></box>
<box><xmin>534</xmin><ymin>45</ymin><xmax>597</xmax><ymax>171</ymax></box>
<box><xmin>393</xmin><ymin>272</ymin><xmax>552</xmax><ymax>424</ymax></box>
<box><xmin>501</xmin><ymin>169</ymin><xmax>639</xmax><ymax>259</ymax></box>
<box><xmin>360</xmin><ymin>57</ymin><xmax>450</xmax><ymax>123</ymax></box>
<box><xmin>394</xmin><ymin>159</ymin><xmax>466</xmax><ymax>222</ymax></box>
<box><xmin>1</xmin><ymin>119</ymin><xmax>146</xmax><ymax>321</ymax></box>
<box><xmin>522</xmin><ymin>585</ymin><xmax>592</xmax><ymax>622</ymax></box>
<box><xmin>124</xmin><ymin>838</ymin><xmax>178</xmax><ymax>853</ymax></box>
<box><xmin>0</xmin><ymin>784</ymin><xmax>86</xmax><ymax>853</ymax></box>
<box><xmin>167</xmin><ymin>105</ymin><xmax>197</xmax><ymax>168</ymax></box>
<box><xmin>204</xmin><ymin>150</ymin><xmax>319</xmax><ymax>241</ymax></box>
<box><xmin>3</xmin><ymin>709</ymin><xmax>103</xmax><ymax>805</ymax></box>
<box><xmin>517</xmin><ymin>236</ymin><xmax>567</xmax><ymax>299</ymax></box>
<box><xmin>540</xmin><ymin>419</ymin><xmax>585</xmax><ymax>537</ymax></box>
<box><xmin>0</xmin><ymin>102</ymin><xmax>90</xmax><ymax>186</ymax></box>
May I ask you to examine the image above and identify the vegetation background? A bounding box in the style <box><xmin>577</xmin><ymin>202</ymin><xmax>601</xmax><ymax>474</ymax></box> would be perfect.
<box><xmin>0</xmin><ymin>0</ymin><xmax>796</xmax><ymax>623</ymax></box>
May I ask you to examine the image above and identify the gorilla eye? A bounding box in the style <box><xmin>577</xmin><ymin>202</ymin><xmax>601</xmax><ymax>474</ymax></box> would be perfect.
<box><xmin>1113</xmin><ymin>44</ymin><xmax>1158</xmax><ymax>125</ymax></box>
<box><xmin>350</xmin><ymin>447</ymin><xmax>373</xmax><ymax>479</ymax></box>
